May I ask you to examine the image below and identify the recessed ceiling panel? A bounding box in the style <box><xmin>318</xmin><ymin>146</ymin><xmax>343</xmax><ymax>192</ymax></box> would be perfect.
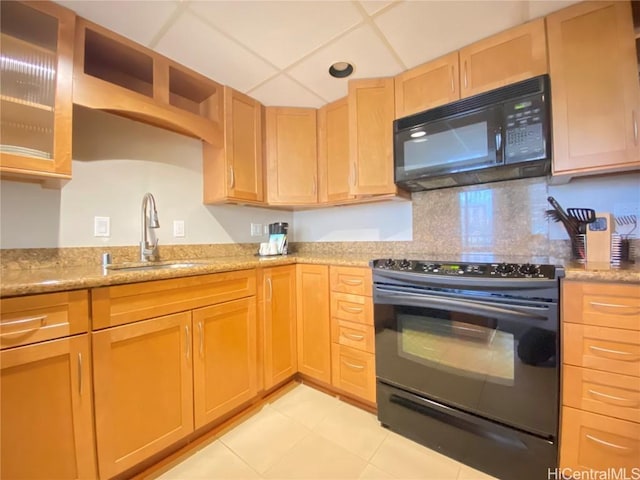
<box><xmin>56</xmin><ymin>0</ymin><xmax>178</xmax><ymax>46</ymax></box>
<box><xmin>249</xmin><ymin>75</ymin><xmax>325</xmax><ymax>108</ymax></box>
<box><xmin>375</xmin><ymin>1</ymin><xmax>527</xmax><ymax>69</ymax></box>
<box><xmin>188</xmin><ymin>1</ymin><xmax>364</xmax><ymax>69</ymax></box>
<box><xmin>155</xmin><ymin>11</ymin><xmax>277</xmax><ymax>93</ymax></box>
<box><xmin>288</xmin><ymin>24</ymin><xmax>404</xmax><ymax>104</ymax></box>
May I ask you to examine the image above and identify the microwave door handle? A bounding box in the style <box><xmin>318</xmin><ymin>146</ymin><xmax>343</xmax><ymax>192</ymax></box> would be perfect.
<box><xmin>374</xmin><ymin>289</ymin><xmax>550</xmax><ymax>323</ymax></box>
<box><xmin>495</xmin><ymin>127</ymin><xmax>503</xmax><ymax>161</ymax></box>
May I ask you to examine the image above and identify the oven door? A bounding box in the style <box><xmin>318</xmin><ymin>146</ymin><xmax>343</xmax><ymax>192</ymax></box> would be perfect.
<box><xmin>374</xmin><ymin>284</ymin><xmax>559</xmax><ymax>438</ymax></box>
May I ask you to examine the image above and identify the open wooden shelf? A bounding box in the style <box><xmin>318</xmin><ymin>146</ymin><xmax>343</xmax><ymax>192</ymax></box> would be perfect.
<box><xmin>73</xmin><ymin>18</ymin><xmax>223</xmax><ymax>147</ymax></box>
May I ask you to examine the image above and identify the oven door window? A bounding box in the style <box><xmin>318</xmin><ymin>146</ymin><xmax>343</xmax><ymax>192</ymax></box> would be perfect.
<box><xmin>374</xmin><ymin>301</ymin><xmax>558</xmax><ymax>438</ymax></box>
<box><xmin>395</xmin><ymin>107</ymin><xmax>501</xmax><ymax>182</ymax></box>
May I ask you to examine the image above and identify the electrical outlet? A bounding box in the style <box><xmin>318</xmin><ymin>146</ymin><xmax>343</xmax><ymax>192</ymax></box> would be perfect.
<box><xmin>250</xmin><ymin>223</ymin><xmax>263</xmax><ymax>237</ymax></box>
<box><xmin>173</xmin><ymin>220</ymin><xmax>185</xmax><ymax>238</ymax></box>
<box><xmin>94</xmin><ymin>216</ymin><xmax>110</xmax><ymax>237</ymax></box>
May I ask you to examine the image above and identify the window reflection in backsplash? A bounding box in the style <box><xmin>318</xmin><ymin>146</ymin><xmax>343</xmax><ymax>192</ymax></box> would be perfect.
<box><xmin>459</xmin><ymin>189</ymin><xmax>493</xmax><ymax>252</ymax></box>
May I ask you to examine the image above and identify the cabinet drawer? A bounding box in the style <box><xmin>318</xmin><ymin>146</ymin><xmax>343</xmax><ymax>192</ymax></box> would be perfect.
<box><xmin>563</xmin><ymin>323</ymin><xmax>640</xmax><ymax>377</ymax></box>
<box><xmin>331</xmin><ymin>318</ymin><xmax>374</xmax><ymax>353</ymax></box>
<box><xmin>330</xmin><ymin>292</ymin><xmax>372</xmax><ymax>325</ymax></box>
<box><xmin>563</xmin><ymin>281</ymin><xmax>640</xmax><ymax>331</ymax></box>
<box><xmin>560</xmin><ymin>406</ymin><xmax>640</xmax><ymax>471</ymax></box>
<box><xmin>92</xmin><ymin>269</ymin><xmax>256</xmax><ymax>329</ymax></box>
<box><xmin>331</xmin><ymin>344</ymin><xmax>376</xmax><ymax>403</ymax></box>
<box><xmin>563</xmin><ymin>365</ymin><xmax>640</xmax><ymax>423</ymax></box>
<box><xmin>330</xmin><ymin>266</ymin><xmax>372</xmax><ymax>296</ymax></box>
<box><xmin>1</xmin><ymin>290</ymin><xmax>89</xmax><ymax>349</ymax></box>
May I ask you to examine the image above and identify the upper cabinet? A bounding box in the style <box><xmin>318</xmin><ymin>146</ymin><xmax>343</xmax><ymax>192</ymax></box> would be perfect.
<box><xmin>265</xmin><ymin>107</ymin><xmax>318</xmax><ymax>205</ymax></box>
<box><xmin>459</xmin><ymin>18</ymin><xmax>547</xmax><ymax>98</ymax></box>
<box><xmin>0</xmin><ymin>1</ymin><xmax>75</xmax><ymax>187</ymax></box>
<box><xmin>394</xmin><ymin>19</ymin><xmax>547</xmax><ymax>120</ymax></box>
<box><xmin>318</xmin><ymin>97</ymin><xmax>353</xmax><ymax>204</ymax></box>
<box><xmin>547</xmin><ymin>1</ymin><xmax>640</xmax><ymax>176</ymax></box>
<box><xmin>349</xmin><ymin>78</ymin><xmax>396</xmax><ymax>196</ymax></box>
<box><xmin>204</xmin><ymin>87</ymin><xmax>264</xmax><ymax>205</ymax></box>
<box><xmin>73</xmin><ymin>18</ymin><xmax>223</xmax><ymax>147</ymax></box>
<box><xmin>394</xmin><ymin>52</ymin><xmax>460</xmax><ymax>118</ymax></box>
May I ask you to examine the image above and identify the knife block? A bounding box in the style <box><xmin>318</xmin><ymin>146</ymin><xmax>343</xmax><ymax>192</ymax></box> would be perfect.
<box><xmin>586</xmin><ymin>212</ymin><xmax>613</xmax><ymax>263</ymax></box>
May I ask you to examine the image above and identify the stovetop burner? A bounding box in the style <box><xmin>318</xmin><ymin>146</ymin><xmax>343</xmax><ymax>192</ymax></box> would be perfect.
<box><xmin>371</xmin><ymin>258</ymin><xmax>559</xmax><ymax>279</ymax></box>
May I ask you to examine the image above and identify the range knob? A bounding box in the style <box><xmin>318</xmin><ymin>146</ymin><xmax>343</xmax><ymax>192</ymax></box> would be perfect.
<box><xmin>495</xmin><ymin>263</ymin><xmax>516</xmax><ymax>275</ymax></box>
<box><xmin>519</xmin><ymin>263</ymin><xmax>539</xmax><ymax>276</ymax></box>
<box><xmin>383</xmin><ymin>258</ymin><xmax>396</xmax><ymax>269</ymax></box>
<box><xmin>399</xmin><ymin>259</ymin><xmax>411</xmax><ymax>269</ymax></box>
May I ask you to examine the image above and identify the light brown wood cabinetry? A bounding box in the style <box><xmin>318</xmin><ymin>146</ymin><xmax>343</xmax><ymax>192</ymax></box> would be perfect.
<box><xmin>329</xmin><ymin>266</ymin><xmax>376</xmax><ymax>404</ymax></box>
<box><xmin>348</xmin><ymin>78</ymin><xmax>396</xmax><ymax>196</ymax></box>
<box><xmin>73</xmin><ymin>18</ymin><xmax>223</xmax><ymax>147</ymax></box>
<box><xmin>0</xmin><ymin>1</ymin><xmax>75</xmax><ymax>187</ymax></box>
<box><xmin>192</xmin><ymin>297</ymin><xmax>257</xmax><ymax>428</ymax></box>
<box><xmin>394</xmin><ymin>52</ymin><xmax>460</xmax><ymax>118</ymax></box>
<box><xmin>547</xmin><ymin>1</ymin><xmax>640</xmax><ymax>176</ymax></box>
<box><xmin>459</xmin><ymin>18</ymin><xmax>547</xmax><ymax>98</ymax></box>
<box><xmin>318</xmin><ymin>97</ymin><xmax>353</xmax><ymax>204</ymax></box>
<box><xmin>560</xmin><ymin>280</ymin><xmax>640</xmax><ymax>472</ymax></box>
<box><xmin>90</xmin><ymin>270</ymin><xmax>257</xmax><ymax>478</ymax></box>
<box><xmin>1</xmin><ymin>289</ymin><xmax>89</xmax><ymax>349</ymax></box>
<box><xmin>296</xmin><ymin>264</ymin><xmax>331</xmax><ymax>383</ymax></box>
<box><xmin>203</xmin><ymin>87</ymin><xmax>264</xmax><ymax>204</ymax></box>
<box><xmin>1</xmin><ymin>334</ymin><xmax>96</xmax><ymax>480</ymax></box>
<box><xmin>260</xmin><ymin>265</ymin><xmax>297</xmax><ymax>390</ymax></box>
<box><xmin>265</xmin><ymin>107</ymin><xmax>318</xmax><ymax>205</ymax></box>
<box><xmin>92</xmin><ymin>311</ymin><xmax>194</xmax><ymax>479</ymax></box>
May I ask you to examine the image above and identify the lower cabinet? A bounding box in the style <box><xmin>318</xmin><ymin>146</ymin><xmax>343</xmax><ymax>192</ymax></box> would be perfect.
<box><xmin>261</xmin><ymin>265</ymin><xmax>297</xmax><ymax>390</ymax></box>
<box><xmin>193</xmin><ymin>297</ymin><xmax>257</xmax><ymax>428</ymax></box>
<box><xmin>331</xmin><ymin>343</ymin><xmax>376</xmax><ymax>403</ymax></box>
<box><xmin>1</xmin><ymin>334</ymin><xmax>96</xmax><ymax>479</ymax></box>
<box><xmin>296</xmin><ymin>264</ymin><xmax>331</xmax><ymax>383</ymax></box>
<box><xmin>92</xmin><ymin>312</ymin><xmax>194</xmax><ymax>479</ymax></box>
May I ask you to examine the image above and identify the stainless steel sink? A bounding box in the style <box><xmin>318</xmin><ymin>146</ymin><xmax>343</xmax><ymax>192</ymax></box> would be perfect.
<box><xmin>106</xmin><ymin>262</ymin><xmax>202</xmax><ymax>272</ymax></box>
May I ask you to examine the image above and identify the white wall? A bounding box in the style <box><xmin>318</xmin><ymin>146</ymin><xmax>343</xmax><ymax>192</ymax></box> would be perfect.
<box><xmin>292</xmin><ymin>201</ymin><xmax>412</xmax><ymax>242</ymax></box>
<box><xmin>0</xmin><ymin>107</ymin><xmax>291</xmax><ymax>249</ymax></box>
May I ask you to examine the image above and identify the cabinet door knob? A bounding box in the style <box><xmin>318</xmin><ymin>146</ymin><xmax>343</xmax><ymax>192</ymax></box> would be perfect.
<box><xmin>450</xmin><ymin>65</ymin><xmax>455</xmax><ymax>93</ymax></box>
<box><xmin>198</xmin><ymin>321</ymin><xmax>204</xmax><ymax>358</ymax></box>
<box><xmin>266</xmin><ymin>277</ymin><xmax>273</xmax><ymax>302</ymax></box>
<box><xmin>229</xmin><ymin>165</ymin><xmax>235</xmax><ymax>189</ymax></box>
<box><xmin>463</xmin><ymin>60</ymin><xmax>468</xmax><ymax>89</ymax></box>
<box><xmin>633</xmin><ymin>110</ymin><xmax>638</xmax><ymax>146</ymax></box>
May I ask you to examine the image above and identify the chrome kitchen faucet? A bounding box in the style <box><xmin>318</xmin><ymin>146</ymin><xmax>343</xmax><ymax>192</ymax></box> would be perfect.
<box><xmin>140</xmin><ymin>192</ymin><xmax>160</xmax><ymax>261</ymax></box>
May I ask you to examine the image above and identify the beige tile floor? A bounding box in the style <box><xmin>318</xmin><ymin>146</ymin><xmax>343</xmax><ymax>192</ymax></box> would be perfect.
<box><xmin>155</xmin><ymin>383</ymin><xmax>498</xmax><ymax>480</ymax></box>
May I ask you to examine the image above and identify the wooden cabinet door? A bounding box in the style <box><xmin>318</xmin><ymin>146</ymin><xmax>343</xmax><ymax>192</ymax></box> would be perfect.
<box><xmin>318</xmin><ymin>97</ymin><xmax>352</xmax><ymax>204</ymax></box>
<box><xmin>296</xmin><ymin>264</ymin><xmax>331</xmax><ymax>384</ymax></box>
<box><xmin>459</xmin><ymin>18</ymin><xmax>547</xmax><ymax>98</ymax></box>
<box><xmin>0</xmin><ymin>1</ymin><xmax>75</xmax><ymax>186</ymax></box>
<box><xmin>203</xmin><ymin>87</ymin><xmax>263</xmax><ymax>204</ymax></box>
<box><xmin>331</xmin><ymin>344</ymin><xmax>376</xmax><ymax>404</ymax></box>
<box><xmin>394</xmin><ymin>52</ymin><xmax>460</xmax><ymax>118</ymax></box>
<box><xmin>262</xmin><ymin>265</ymin><xmax>297</xmax><ymax>390</ymax></box>
<box><xmin>192</xmin><ymin>297</ymin><xmax>257</xmax><ymax>428</ymax></box>
<box><xmin>266</xmin><ymin>107</ymin><xmax>318</xmax><ymax>205</ymax></box>
<box><xmin>349</xmin><ymin>78</ymin><xmax>396</xmax><ymax>196</ymax></box>
<box><xmin>92</xmin><ymin>312</ymin><xmax>194</xmax><ymax>479</ymax></box>
<box><xmin>547</xmin><ymin>1</ymin><xmax>640</xmax><ymax>175</ymax></box>
<box><xmin>1</xmin><ymin>335</ymin><xmax>96</xmax><ymax>480</ymax></box>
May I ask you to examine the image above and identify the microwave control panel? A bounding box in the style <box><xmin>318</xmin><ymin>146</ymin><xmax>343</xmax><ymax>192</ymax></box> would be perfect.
<box><xmin>503</xmin><ymin>96</ymin><xmax>546</xmax><ymax>163</ymax></box>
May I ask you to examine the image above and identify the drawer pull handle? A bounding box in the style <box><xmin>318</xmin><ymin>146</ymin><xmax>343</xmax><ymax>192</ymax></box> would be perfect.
<box><xmin>585</xmin><ymin>434</ymin><xmax>633</xmax><ymax>452</ymax></box>
<box><xmin>589</xmin><ymin>345</ymin><xmax>638</xmax><ymax>361</ymax></box>
<box><xmin>342</xmin><ymin>278</ymin><xmax>363</xmax><ymax>286</ymax></box>
<box><xmin>589</xmin><ymin>301</ymin><xmax>640</xmax><ymax>315</ymax></box>
<box><xmin>341</xmin><ymin>305</ymin><xmax>363</xmax><ymax>314</ymax></box>
<box><xmin>342</xmin><ymin>359</ymin><xmax>365</xmax><ymax>370</ymax></box>
<box><xmin>587</xmin><ymin>389</ymin><xmax>639</xmax><ymax>407</ymax></box>
<box><xmin>2</xmin><ymin>315</ymin><xmax>47</xmax><ymax>329</ymax></box>
<box><xmin>343</xmin><ymin>332</ymin><xmax>365</xmax><ymax>341</ymax></box>
<box><xmin>78</xmin><ymin>352</ymin><xmax>83</xmax><ymax>396</ymax></box>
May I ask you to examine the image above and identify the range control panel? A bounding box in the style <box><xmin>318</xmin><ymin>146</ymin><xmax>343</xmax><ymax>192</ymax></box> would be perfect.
<box><xmin>371</xmin><ymin>259</ymin><xmax>557</xmax><ymax>279</ymax></box>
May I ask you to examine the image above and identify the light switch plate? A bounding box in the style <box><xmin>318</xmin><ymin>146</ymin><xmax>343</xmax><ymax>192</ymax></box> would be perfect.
<box><xmin>94</xmin><ymin>216</ymin><xmax>110</xmax><ymax>237</ymax></box>
<box><xmin>173</xmin><ymin>220</ymin><xmax>185</xmax><ymax>238</ymax></box>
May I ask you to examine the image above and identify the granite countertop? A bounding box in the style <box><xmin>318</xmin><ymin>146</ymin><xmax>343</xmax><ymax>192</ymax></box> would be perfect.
<box><xmin>1</xmin><ymin>254</ymin><xmax>638</xmax><ymax>298</ymax></box>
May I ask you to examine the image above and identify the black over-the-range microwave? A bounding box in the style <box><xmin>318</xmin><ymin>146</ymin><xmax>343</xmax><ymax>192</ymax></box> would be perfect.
<box><xmin>394</xmin><ymin>74</ymin><xmax>551</xmax><ymax>192</ymax></box>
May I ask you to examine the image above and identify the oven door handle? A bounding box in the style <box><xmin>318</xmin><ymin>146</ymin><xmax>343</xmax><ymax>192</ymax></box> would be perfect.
<box><xmin>375</xmin><ymin>288</ymin><xmax>550</xmax><ymax>322</ymax></box>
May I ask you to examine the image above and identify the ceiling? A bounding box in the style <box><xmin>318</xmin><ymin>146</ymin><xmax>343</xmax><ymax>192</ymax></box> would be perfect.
<box><xmin>56</xmin><ymin>0</ymin><xmax>579</xmax><ymax>108</ymax></box>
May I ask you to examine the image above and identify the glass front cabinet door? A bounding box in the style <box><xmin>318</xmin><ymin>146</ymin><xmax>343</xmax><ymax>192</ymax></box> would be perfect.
<box><xmin>0</xmin><ymin>1</ymin><xmax>75</xmax><ymax>186</ymax></box>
